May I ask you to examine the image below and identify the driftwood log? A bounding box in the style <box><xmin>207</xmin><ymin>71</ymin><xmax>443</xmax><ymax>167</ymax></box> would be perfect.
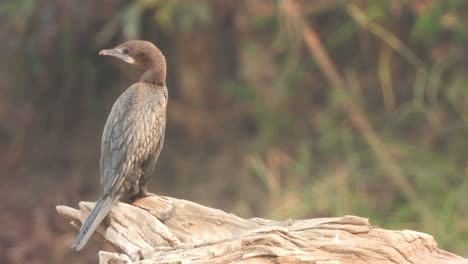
<box><xmin>57</xmin><ymin>195</ymin><xmax>467</xmax><ymax>264</ymax></box>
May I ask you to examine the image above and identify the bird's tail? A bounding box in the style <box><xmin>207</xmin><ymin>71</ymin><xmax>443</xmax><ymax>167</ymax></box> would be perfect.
<box><xmin>71</xmin><ymin>195</ymin><xmax>118</xmax><ymax>251</ymax></box>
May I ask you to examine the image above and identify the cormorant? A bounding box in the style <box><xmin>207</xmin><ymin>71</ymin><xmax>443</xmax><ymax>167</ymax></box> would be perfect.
<box><xmin>72</xmin><ymin>40</ymin><xmax>168</xmax><ymax>251</ymax></box>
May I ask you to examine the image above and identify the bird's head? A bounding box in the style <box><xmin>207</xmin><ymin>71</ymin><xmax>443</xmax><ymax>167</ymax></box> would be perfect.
<box><xmin>99</xmin><ymin>40</ymin><xmax>165</xmax><ymax>70</ymax></box>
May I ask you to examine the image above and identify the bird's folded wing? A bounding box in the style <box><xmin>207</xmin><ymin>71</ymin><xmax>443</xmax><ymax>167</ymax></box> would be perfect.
<box><xmin>99</xmin><ymin>84</ymin><xmax>167</xmax><ymax>195</ymax></box>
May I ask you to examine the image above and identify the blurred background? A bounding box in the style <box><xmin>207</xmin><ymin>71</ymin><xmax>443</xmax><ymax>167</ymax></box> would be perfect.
<box><xmin>1</xmin><ymin>0</ymin><xmax>468</xmax><ymax>263</ymax></box>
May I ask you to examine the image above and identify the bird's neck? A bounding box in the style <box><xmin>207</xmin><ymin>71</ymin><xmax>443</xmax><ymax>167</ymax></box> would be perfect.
<box><xmin>140</xmin><ymin>66</ymin><xmax>166</xmax><ymax>86</ymax></box>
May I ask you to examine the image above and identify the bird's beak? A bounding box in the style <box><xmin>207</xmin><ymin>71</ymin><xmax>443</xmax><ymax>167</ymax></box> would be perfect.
<box><xmin>99</xmin><ymin>48</ymin><xmax>135</xmax><ymax>64</ymax></box>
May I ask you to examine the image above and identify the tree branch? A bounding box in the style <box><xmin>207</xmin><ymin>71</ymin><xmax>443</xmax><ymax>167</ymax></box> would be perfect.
<box><xmin>57</xmin><ymin>195</ymin><xmax>467</xmax><ymax>263</ymax></box>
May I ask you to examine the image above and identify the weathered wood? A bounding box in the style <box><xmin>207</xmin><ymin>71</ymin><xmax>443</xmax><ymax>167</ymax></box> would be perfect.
<box><xmin>57</xmin><ymin>195</ymin><xmax>467</xmax><ymax>264</ymax></box>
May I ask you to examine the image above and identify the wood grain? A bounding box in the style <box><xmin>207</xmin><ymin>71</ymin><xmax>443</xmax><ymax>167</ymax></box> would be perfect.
<box><xmin>57</xmin><ymin>195</ymin><xmax>468</xmax><ymax>264</ymax></box>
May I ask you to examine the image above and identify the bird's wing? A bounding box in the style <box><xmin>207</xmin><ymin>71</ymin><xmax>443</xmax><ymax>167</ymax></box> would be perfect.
<box><xmin>100</xmin><ymin>83</ymin><xmax>167</xmax><ymax>196</ymax></box>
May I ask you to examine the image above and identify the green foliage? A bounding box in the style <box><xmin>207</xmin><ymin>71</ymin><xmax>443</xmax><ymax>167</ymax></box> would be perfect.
<box><xmin>0</xmin><ymin>0</ymin><xmax>35</xmax><ymax>28</ymax></box>
<box><xmin>411</xmin><ymin>0</ymin><xmax>468</xmax><ymax>45</ymax></box>
<box><xmin>447</xmin><ymin>72</ymin><xmax>468</xmax><ymax>122</ymax></box>
<box><xmin>232</xmin><ymin>0</ymin><xmax>468</xmax><ymax>255</ymax></box>
<box><xmin>135</xmin><ymin>0</ymin><xmax>211</xmax><ymax>31</ymax></box>
<box><xmin>222</xmin><ymin>81</ymin><xmax>256</xmax><ymax>103</ymax></box>
<box><xmin>365</xmin><ymin>0</ymin><xmax>393</xmax><ymax>20</ymax></box>
<box><xmin>411</xmin><ymin>1</ymin><xmax>445</xmax><ymax>45</ymax></box>
<box><xmin>122</xmin><ymin>4</ymin><xmax>144</xmax><ymax>40</ymax></box>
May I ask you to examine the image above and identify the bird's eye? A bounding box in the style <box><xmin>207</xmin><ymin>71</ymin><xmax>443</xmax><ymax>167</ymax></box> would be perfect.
<box><xmin>122</xmin><ymin>48</ymin><xmax>129</xmax><ymax>55</ymax></box>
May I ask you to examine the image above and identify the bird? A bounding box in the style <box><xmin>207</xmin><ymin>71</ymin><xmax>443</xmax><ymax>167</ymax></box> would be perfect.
<box><xmin>71</xmin><ymin>40</ymin><xmax>168</xmax><ymax>251</ymax></box>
